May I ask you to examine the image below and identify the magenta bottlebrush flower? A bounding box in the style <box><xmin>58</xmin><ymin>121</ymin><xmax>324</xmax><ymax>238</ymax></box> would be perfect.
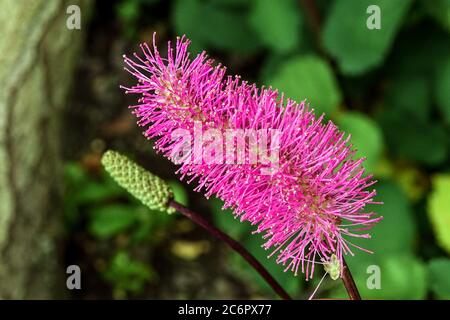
<box><xmin>122</xmin><ymin>34</ymin><xmax>382</xmax><ymax>279</ymax></box>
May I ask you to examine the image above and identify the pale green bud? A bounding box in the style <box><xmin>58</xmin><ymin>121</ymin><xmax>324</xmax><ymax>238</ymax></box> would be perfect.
<box><xmin>101</xmin><ymin>150</ymin><xmax>175</xmax><ymax>214</ymax></box>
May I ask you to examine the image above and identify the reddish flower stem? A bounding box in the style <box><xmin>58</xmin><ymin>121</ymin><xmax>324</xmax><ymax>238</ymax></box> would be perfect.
<box><xmin>169</xmin><ymin>200</ymin><xmax>292</xmax><ymax>300</ymax></box>
<box><xmin>342</xmin><ymin>258</ymin><xmax>362</xmax><ymax>300</ymax></box>
<box><xmin>169</xmin><ymin>200</ymin><xmax>361</xmax><ymax>300</ymax></box>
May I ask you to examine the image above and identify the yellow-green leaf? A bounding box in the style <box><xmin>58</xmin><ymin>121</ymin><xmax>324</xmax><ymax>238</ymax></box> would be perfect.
<box><xmin>428</xmin><ymin>258</ymin><xmax>450</xmax><ymax>299</ymax></box>
<box><xmin>428</xmin><ymin>174</ymin><xmax>450</xmax><ymax>254</ymax></box>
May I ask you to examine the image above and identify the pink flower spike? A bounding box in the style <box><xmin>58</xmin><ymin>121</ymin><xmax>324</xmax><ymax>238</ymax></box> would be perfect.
<box><xmin>122</xmin><ymin>34</ymin><xmax>382</xmax><ymax>279</ymax></box>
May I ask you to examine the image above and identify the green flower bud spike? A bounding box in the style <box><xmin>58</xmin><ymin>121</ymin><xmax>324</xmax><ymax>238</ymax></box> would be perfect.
<box><xmin>101</xmin><ymin>150</ymin><xmax>175</xmax><ymax>214</ymax></box>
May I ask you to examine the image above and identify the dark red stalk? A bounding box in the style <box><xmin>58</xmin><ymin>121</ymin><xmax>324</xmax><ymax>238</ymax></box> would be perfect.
<box><xmin>169</xmin><ymin>200</ymin><xmax>292</xmax><ymax>300</ymax></box>
<box><xmin>342</xmin><ymin>258</ymin><xmax>362</xmax><ymax>300</ymax></box>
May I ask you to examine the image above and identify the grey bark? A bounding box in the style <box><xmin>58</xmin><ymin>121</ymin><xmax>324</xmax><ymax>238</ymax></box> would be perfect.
<box><xmin>0</xmin><ymin>0</ymin><xmax>89</xmax><ymax>299</ymax></box>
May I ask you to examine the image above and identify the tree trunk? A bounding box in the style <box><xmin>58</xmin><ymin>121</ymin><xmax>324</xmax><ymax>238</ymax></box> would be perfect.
<box><xmin>0</xmin><ymin>0</ymin><xmax>90</xmax><ymax>299</ymax></box>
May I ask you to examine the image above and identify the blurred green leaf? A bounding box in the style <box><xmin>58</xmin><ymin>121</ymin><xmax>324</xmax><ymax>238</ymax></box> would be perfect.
<box><xmin>89</xmin><ymin>205</ymin><xmax>138</xmax><ymax>239</ymax></box>
<box><xmin>168</xmin><ymin>180</ymin><xmax>189</xmax><ymax>206</ymax></box>
<box><xmin>428</xmin><ymin>258</ymin><xmax>450</xmax><ymax>299</ymax></box>
<box><xmin>103</xmin><ymin>251</ymin><xmax>154</xmax><ymax>294</ymax></box>
<box><xmin>336</xmin><ymin>111</ymin><xmax>384</xmax><ymax>171</ymax></box>
<box><xmin>210</xmin><ymin>197</ymin><xmax>252</xmax><ymax>239</ymax></box>
<box><xmin>428</xmin><ymin>174</ymin><xmax>450</xmax><ymax>255</ymax></box>
<box><xmin>249</xmin><ymin>0</ymin><xmax>302</xmax><ymax>53</ymax></box>
<box><xmin>352</xmin><ymin>181</ymin><xmax>416</xmax><ymax>254</ymax></box>
<box><xmin>388</xmin><ymin>25</ymin><xmax>450</xmax><ymax>77</ymax></box>
<box><xmin>323</xmin><ymin>0</ymin><xmax>412</xmax><ymax>75</ymax></box>
<box><xmin>116</xmin><ymin>0</ymin><xmax>140</xmax><ymax>24</ymax></box>
<box><xmin>334</xmin><ymin>254</ymin><xmax>427</xmax><ymax>299</ymax></box>
<box><xmin>378</xmin><ymin>111</ymin><xmax>448</xmax><ymax>166</ymax></box>
<box><xmin>259</xmin><ymin>54</ymin><xmax>287</xmax><ymax>84</ymax></box>
<box><xmin>385</xmin><ymin>76</ymin><xmax>431</xmax><ymax>121</ymax></box>
<box><xmin>268</xmin><ymin>55</ymin><xmax>341</xmax><ymax>115</ymax></box>
<box><xmin>423</xmin><ymin>0</ymin><xmax>450</xmax><ymax>33</ymax></box>
<box><xmin>64</xmin><ymin>163</ymin><xmax>89</xmax><ymax>228</ymax></box>
<box><xmin>131</xmin><ymin>205</ymin><xmax>175</xmax><ymax>243</ymax></box>
<box><xmin>211</xmin><ymin>0</ymin><xmax>250</xmax><ymax>6</ymax></box>
<box><xmin>64</xmin><ymin>162</ymin><xmax>88</xmax><ymax>186</ymax></box>
<box><xmin>435</xmin><ymin>57</ymin><xmax>450</xmax><ymax>124</ymax></box>
<box><xmin>64</xmin><ymin>164</ymin><xmax>126</xmax><ymax>229</ymax></box>
<box><xmin>172</xmin><ymin>0</ymin><xmax>208</xmax><ymax>53</ymax></box>
<box><xmin>203</xmin><ymin>4</ymin><xmax>261</xmax><ymax>53</ymax></box>
<box><xmin>173</xmin><ymin>0</ymin><xmax>261</xmax><ymax>54</ymax></box>
<box><xmin>72</xmin><ymin>180</ymin><xmax>123</xmax><ymax>206</ymax></box>
<box><xmin>115</xmin><ymin>0</ymin><xmax>159</xmax><ymax>38</ymax></box>
<box><xmin>393</xmin><ymin>165</ymin><xmax>427</xmax><ymax>202</ymax></box>
<box><xmin>130</xmin><ymin>210</ymin><xmax>156</xmax><ymax>242</ymax></box>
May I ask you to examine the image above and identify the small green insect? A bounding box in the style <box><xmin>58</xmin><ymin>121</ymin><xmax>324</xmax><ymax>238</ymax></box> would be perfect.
<box><xmin>308</xmin><ymin>254</ymin><xmax>342</xmax><ymax>300</ymax></box>
<box><xmin>324</xmin><ymin>254</ymin><xmax>341</xmax><ymax>280</ymax></box>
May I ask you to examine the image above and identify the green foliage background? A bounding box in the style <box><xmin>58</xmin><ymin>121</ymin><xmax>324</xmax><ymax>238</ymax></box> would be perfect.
<box><xmin>64</xmin><ymin>0</ymin><xmax>450</xmax><ymax>299</ymax></box>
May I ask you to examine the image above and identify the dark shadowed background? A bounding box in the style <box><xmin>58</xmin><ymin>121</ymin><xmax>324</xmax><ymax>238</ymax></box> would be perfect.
<box><xmin>0</xmin><ymin>0</ymin><xmax>449</xmax><ymax>299</ymax></box>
